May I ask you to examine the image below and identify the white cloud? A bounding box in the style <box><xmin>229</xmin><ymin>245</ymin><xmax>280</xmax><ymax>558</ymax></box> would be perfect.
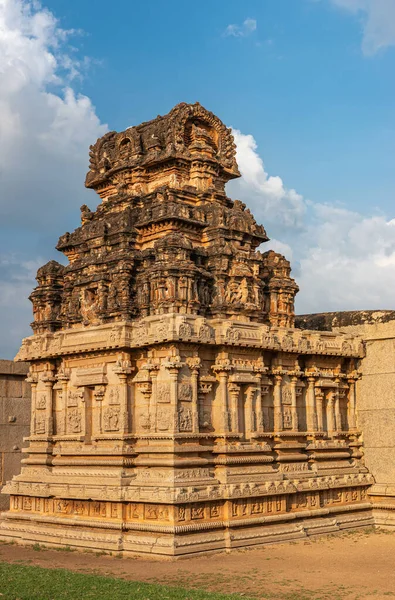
<box><xmin>228</xmin><ymin>130</ymin><xmax>395</xmax><ymax>314</ymax></box>
<box><xmin>329</xmin><ymin>0</ymin><xmax>395</xmax><ymax>54</ymax></box>
<box><xmin>0</xmin><ymin>0</ymin><xmax>107</xmax><ymax>357</ymax></box>
<box><xmin>0</xmin><ymin>256</ymin><xmax>43</xmax><ymax>358</ymax></box>
<box><xmin>227</xmin><ymin>129</ymin><xmax>306</xmax><ymax>228</ymax></box>
<box><xmin>224</xmin><ymin>18</ymin><xmax>257</xmax><ymax>38</ymax></box>
<box><xmin>0</xmin><ymin>0</ymin><xmax>107</xmax><ymax>229</ymax></box>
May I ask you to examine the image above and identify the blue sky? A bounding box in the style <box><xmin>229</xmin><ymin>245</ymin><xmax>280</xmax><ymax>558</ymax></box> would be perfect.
<box><xmin>44</xmin><ymin>0</ymin><xmax>394</xmax><ymax>213</ymax></box>
<box><xmin>0</xmin><ymin>0</ymin><xmax>394</xmax><ymax>357</ymax></box>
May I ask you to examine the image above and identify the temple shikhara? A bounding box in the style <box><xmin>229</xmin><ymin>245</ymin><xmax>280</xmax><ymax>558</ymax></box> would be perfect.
<box><xmin>0</xmin><ymin>103</ymin><xmax>375</xmax><ymax>556</ymax></box>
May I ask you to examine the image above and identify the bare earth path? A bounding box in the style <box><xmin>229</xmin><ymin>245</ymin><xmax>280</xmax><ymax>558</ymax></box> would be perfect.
<box><xmin>1</xmin><ymin>528</ymin><xmax>394</xmax><ymax>599</ymax></box>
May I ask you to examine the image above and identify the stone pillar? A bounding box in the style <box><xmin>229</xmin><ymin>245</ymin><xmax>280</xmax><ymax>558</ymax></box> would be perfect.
<box><xmin>334</xmin><ymin>390</ymin><xmax>342</xmax><ymax>432</ymax></box>
<box><xmin>273</xmin><ymin>375</ymin><xmax>283</xmax><ymax>431</ymax></box>
<box><xmin>290</xmin><ymin>376</ymin><xmax>299</xmax><ymax>431</ymax></box>
<box><xmin>92</xmin><ymin>386</ymin><xmax>105</xmax><ymax>438</ymax></box>
<box><xmin>261</xmin><ymin>385</ymin><xmax>270</xmax><ymax>431</ymax></box>
<box><xmin>306</xmin><ymin>377</ymin><xmax>318</xmax><ymax>432</ymax></box>
<box><xmin>228</xmin><ymin>383</ymin><xmax>240</xmax><ymax>433</ymax></box>
<box><xmin>219</xmin><ymin>371</ymin><xmax>230</xmax><ymax>432</ymax></box>
<box><xmin>164</xmin><ymin>357</ymin><xmax>183</xmax><ymax>433</ymax></box>
<box><xmin>26</xmin><ymin>371</ymin><xmax>38</xmax><ymax>437</ymax></box>
<box><xmin>148</xmin><ymin>364</ymin><xmax>159</xmax><ymax>431</ymax></box>
<box><xmin>254</xmin><ymin>381</ymin><xmax>263</xmax><ymax>433</ymax></box>
<box><xmin>41</xmin><ymin>370</ymin><xmax>56</xmax><ymax>436</ymax></box>
<box><xmin>114</xmin><ymin>358</ymin><xmax>133</xmax><ymax>434</ymax></box>
<box><xmin>326</xmin><ymin>391</ymin><xmax>336</xmax><ymax>434</ymax></box>
<box><xmin>198</xmin><ymin>382</ymin><xmax>213</xmax><ymax>430</ymax></box>
<box><xmin>212</xmin><ymin>361</ymin><xmax>232</xmax><ymax>433</ymax></box>
<box><xmin>118</xmin><ymin>374</ymin><xmax>129</xmax><ymax>433</ymax></box>
<box><xmin>315</xmin><ymin>388</ymin><xmax>324</xmax><ymax>432</ymax></box>
<box><xmin>253</xmin><ymin>363</ymin><xmax>268</xmax><ymax>433</ymax></box>
<box><xmin>187</xmin><ymin>357</ymin><xmax>201</xmax><ymax>433</ymax></box>
<box><xmin>347</xmin><ymin>377</ymin><xmax>357</xmax><ymax>430</ymax></box>
<box><xmin>56</xmin><ymin>368</ymin><xmax>70</xmax><ymax>437</ymax></box>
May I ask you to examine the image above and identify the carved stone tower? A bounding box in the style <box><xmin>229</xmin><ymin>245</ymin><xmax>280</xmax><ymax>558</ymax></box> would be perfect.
<box><xmin>0</xmin><ymin>103</ymin><xmax>373</xmax><ymax>556</ymax></box>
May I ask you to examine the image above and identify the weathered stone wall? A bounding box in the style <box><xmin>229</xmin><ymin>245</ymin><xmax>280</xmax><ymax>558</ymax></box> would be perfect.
<box><xmin>296</xmin><ymin>310</ymin><xmax>395</xmax><ymax>332</ymax></box>
<box><xmin>0</xmin><ymin>360</ymin><xmax>30</xmax><ymax>510</ymax></box>
<box><xmin>297</xmin><ymin>311</ymin><xmax>395</xmax><ymax>526</ymax></box>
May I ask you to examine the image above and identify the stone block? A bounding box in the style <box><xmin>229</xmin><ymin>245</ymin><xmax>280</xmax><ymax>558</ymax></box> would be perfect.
<box><xmin>0</xmin><ymin>360</ymin><xmax>29</xmax><ymax>376</ymax></box>
<box><xmin>357</xmin><ymin>374</ymin><xmax>395</xmax><ymax>411</ymax></box>
<box><xmin>0</xmin><ymin>397</ymin><xmax>31</xmax><ymax>426</ymax></box>
<box><xmin>22</xmin><ymin>380</ymin><xmax>31</xmax><ymax>399</ymax></box>
<box><xmin>363</xmin><ymin>447</ymin><xmax>395</xmax><ymax>485</ymax></box>
<box><xmin>0</xmin><ymin>379</ymin><xmax>7</xmax><ymax>398</ymax></box>
<box><xmin>0</xmin><ymin>492</ymin><xmax>11</xmax><ymax>512</ymax></box>
<box><xmin>0</xmin><ymin>424</ymin><xmax>29</xmax><ymax>452</ymax></box>
<box><xmin>2</xmin><ymin>451</ymin><xmax>24</xmax><ymax>483</ymax></box>
<box><xmin>358</xmin><ymin>408</ymin><xmax>395</xmax><ymax>448</ymax></box>
<box><xmin>362</xmin><ymin>338</ymin><xmax>395</xmax><ymax>375</ymax></box>
<box><xmin>6</xmin><ymin>378</ymin><xmax>22</xmax><ymax>398</ymax></box>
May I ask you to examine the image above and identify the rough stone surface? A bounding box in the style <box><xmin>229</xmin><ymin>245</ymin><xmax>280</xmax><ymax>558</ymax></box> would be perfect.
<box><xmin>296</xmin><ymin>310</ymin><xmax>395</xmax><ymax>332</ymax></box>
<box><xmin>0</xmin><ymin>104</ymin><xmax>373</xmax><ymax>556</ymax></box>
<box><xmin>0</xmin><ymin>360</ymin><xmax>30</xmax><ymax>511</ymax></box>
<box><xmin>296</xmin><ymin>311</ymin><xmax>395</xmax><ymax>528</ymax></box>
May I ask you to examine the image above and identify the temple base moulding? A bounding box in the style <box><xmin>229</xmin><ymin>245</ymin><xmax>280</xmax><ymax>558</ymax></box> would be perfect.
<box><xmin>0</xmin><ymin>490</ymin><xmax>373</xmax><ymax>558</ymax></box>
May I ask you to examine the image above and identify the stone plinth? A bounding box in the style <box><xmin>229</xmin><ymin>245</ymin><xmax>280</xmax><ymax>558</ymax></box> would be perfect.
<box><xmin>0</xmin><ymin>360</ymin><xmax>30</xmax><ymax>510</ymax></box>
<box><xmin>0</xmin><ymin>104</ymin><xmax>374</xmax><ymax>556</ymax></box>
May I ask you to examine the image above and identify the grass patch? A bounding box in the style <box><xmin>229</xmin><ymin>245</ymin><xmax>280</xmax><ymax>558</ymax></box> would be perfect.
<box><xmin>0</xmin><ymin>561</ymin><xmax>254</xmax><ymax>600</ymax></box>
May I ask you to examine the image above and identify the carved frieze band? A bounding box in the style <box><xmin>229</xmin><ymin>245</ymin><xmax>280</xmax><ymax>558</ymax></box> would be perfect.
<box><xmin>16</xmin><ymin>315</ymin><xmax>364</xmax><ymax>361</ymax></box>
<box><xmin>10</xmin><ymin>486</ymin><xmax>370</xmax><ymax>527</ymax></box>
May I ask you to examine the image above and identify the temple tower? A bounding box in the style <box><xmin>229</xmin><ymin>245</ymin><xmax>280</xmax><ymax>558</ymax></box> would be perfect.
<box><xmin>0</xmin><ymin>103</ymin><xmax>373</xmax><ymax>556</ymax></box>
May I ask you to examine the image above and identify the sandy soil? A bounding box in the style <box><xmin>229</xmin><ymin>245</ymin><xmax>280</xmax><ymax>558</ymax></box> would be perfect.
<box><xmin>1</xmin><ymin>528</ymin><xmax>395</xmax><ymax>599</ymax></box>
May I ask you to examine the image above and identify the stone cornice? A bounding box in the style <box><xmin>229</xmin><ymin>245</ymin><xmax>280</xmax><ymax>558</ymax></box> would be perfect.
<box><xmin>15</xmin><ymin>313</ymin><xmax>364</xmax><ymax>362</ymax></box>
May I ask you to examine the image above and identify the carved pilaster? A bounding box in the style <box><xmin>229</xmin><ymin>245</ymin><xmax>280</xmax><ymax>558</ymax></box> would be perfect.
<box><xmin>290</xmin><ymin>376</ymin><xmax>299</xmax><ymax>432</ymax></box>
<box><xmin>273</xmin><ymin>374</ymin><xmax>283</xmax><ymax>431</ymax></box>
<box><xmin>255</xmin><ymin>384</ymin><xmax>263</xmax><ymax>433</ymax></box>
<box><xmin>136</xmin><ymin>381</ymin><xmax>152</xmax><ymax>431</ymax></box>
<box><xmin>163</xmin><ymin>357</ymin><xmax>183</xmax><ymax>433</ymax></box>
<box><xmin>212</xmin><ymin>360</ymin><xmax>232</xmax><ymax>433</ymax></box>
<box><xmin>347</xmin><ymin>376</ymin><xmax>358</xmax><ymax>430</ymax></box>
<box><xmin>41</xmin><ymin>370</ymin><xmax>56</xmax><ymax>436</ymax></box>
<box><xmin>93</xmin><ymin>385</ymin><xmax>105</xmax><ymax>436</ymax></box>
<box><xmin>147</xmin><ymin>364</ymin><xmax>159</xmax><ymax>432</ymax></box>
<box><xmin>55</xmin><ymin>367</ymin><xmax>70</xmax><ymax>436</ymax></box>
<box><xmin>315</xmin><ymin>388</ymin><xmax>324</xmax><ymax>432</ymax></box>
<box><xmin>26</xmin><ymin>371</ymin><xmax>38</xmax><ymax>436</ymax></box>
<box><xmin>114</xmin><ymin>358</ymin><xmax>133</xmax><ymax>434</ymax></box>
<box><xmin>228</xmin><ymin>383</ymin><xmax>240</xmax><ymax>434</ymax></box>
<box><xmin>254</xmin><ymin>363</ymin><xmax>268</xmax><ymax>433</ymax></box>
<box><xmin>306</xmin><ymin>376</ymin><xmax>318</xmax><ymax>432</ymax></box>
<box><xmin>326</xmin><ymin>390</ymin><xmax>336</xmax><ymax>434</ymax></box>
<box><xmin>198</xmin><ymin>382</ymin><xmax>213</xmax><ymax>430</ymax></box>
<box><xmin>334</xmin><ymin>390</ymin><xmax>342</xmax><ymax>432</ymax></box>
<box><xmin>186</xmin><ymin>357</ymin><xmax>201</xmax><ymax>433</ymax></box>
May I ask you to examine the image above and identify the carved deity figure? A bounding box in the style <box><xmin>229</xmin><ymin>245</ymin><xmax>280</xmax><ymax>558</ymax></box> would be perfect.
<box><xmin>103</xmin><ymin>407</ymin><xmax>120</xmax><ymax>431</ymax></box>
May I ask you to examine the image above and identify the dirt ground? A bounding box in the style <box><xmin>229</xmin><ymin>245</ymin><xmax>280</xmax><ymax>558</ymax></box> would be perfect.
<box><xmin>1</xmin><ymin>528</ymin><xmax>395</xmax><ymax>599</ymax></box>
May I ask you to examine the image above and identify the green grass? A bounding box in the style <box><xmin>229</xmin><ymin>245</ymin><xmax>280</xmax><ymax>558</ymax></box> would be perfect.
<box><xmin>0</xmin><ymin>562</ymin><xmax>253</xmax><ymax>600</ymax></box>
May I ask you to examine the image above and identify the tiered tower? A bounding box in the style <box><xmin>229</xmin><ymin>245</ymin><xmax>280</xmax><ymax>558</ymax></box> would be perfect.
<box><xmin>0</xmin><ymin>103</ymin><xmax>373</xmax><ymax>556</ymax></box>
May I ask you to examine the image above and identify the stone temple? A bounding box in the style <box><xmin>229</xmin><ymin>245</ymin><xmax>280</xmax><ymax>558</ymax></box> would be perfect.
<box><xmin>0</xmin><ymin>103</ymin><xmax>374</xmax><ymax>556</ymax></box>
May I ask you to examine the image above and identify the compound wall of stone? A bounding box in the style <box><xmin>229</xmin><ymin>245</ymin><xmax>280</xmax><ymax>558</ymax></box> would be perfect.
<box><xmin>330</xmin><ymin>318</ymin><xmax>395</xmax><ymax>526</ymax></box>
<box><xmin>0</xmin><ymin>360</ymin><xmax>30</xmax><ymax>510</ymax></box>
